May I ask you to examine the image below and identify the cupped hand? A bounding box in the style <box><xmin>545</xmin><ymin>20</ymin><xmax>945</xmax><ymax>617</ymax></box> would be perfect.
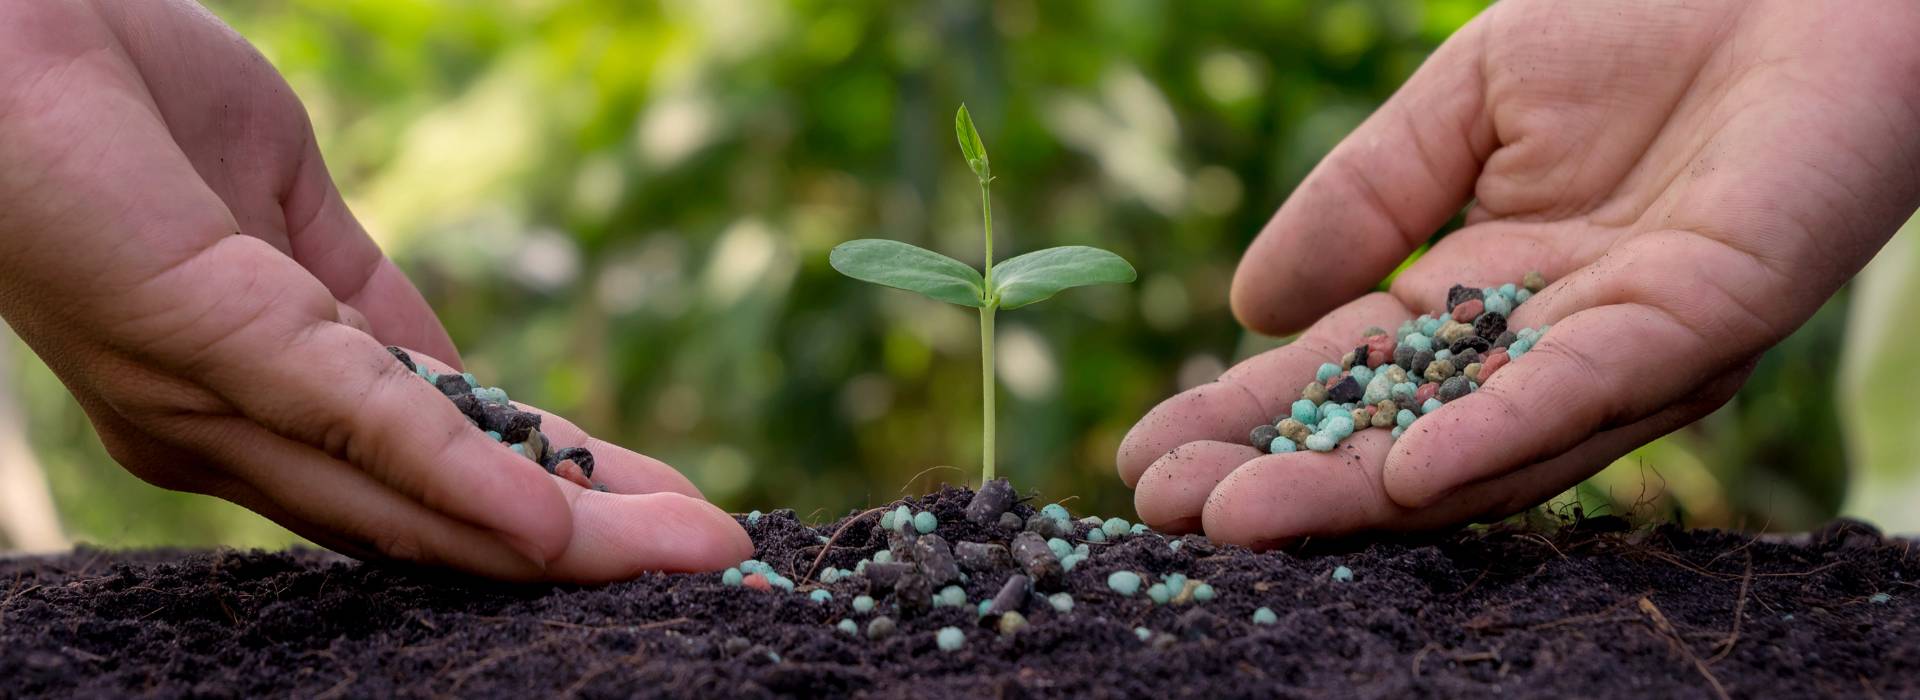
<box><xmin>0</xmin><ymin>0</ymin><xmax>749</xmax><ymax>580</ymax></box>
<box><xmin>1118</xmin><ymin>0</ymin><xmax>1920</xmax><ymax>547</ymax></box>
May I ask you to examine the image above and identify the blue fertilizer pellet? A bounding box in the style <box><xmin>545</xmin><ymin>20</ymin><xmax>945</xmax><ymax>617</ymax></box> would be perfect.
<box><xmin>1291</xmin><ymin>399</ymin><xmax>1319</xmax><ymax>425</ymax></box>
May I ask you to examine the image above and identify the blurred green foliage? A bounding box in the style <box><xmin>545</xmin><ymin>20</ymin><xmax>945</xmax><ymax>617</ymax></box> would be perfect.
<box><xmin>4</xmin><ymin>0</ymin><xmax>1899</xmax><ymax>550</ymax></box>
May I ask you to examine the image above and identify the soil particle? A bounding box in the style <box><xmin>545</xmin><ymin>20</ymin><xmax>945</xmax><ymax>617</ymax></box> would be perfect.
<box><xmin>997</xmin><ymin>512</ymin><xmax>1024</xmax><ymax>531</ymax></box>
<box><xmin>1327</xmin><ymin>375</ymin><xmax>1363</xmax><ymax>404</ymax></box>
<box><xmin>955</xmin><ymin>541</ymin><xmax>1012</xmax><ymax>572</ymax></box>
<box><xmin>863</xmin><ymin>561</ymin><xmax>912</xmax><ymax>591</ymax></box>
<box><xmin>1025</xmin><ymin>514</ymin><xmax>1073</xmax><ymax>540</ymax></box>
<box><xmin>914</xmin><ymin>534</ymin><xmax>961</xmax><ymax>586</ymax></box>
<box><xmin>965</xmin><ymin>479</ymin><xmax>1015</xmax><ymax>526</ymax></box>
<box><xmin>1448</xmin><ymin>335</ymin><xmax>1490</xmax><ymax>356</ymax></box>
<box><xmin>1447</xmin><ymin>284</ymin><xmax>1483</xmax><ymax>310</ymax></box>
<box><xmin>987</xmin><ymin>574</ymin><xmax>1030</xmax><ymax>618</ymax></box>
<box><xmin>1012</xmin><ymin>531</ymin><xmax>1066</xmax><ymax>589</ymax></box>
<box><xmin>1249</xmin><ymin>424</ymin><xmax>1281</xmax><ymax>449</ymax></box>
<box><xmin>1474</xmin><ymin>311</ymin><xmax>1507</xmax><ymax>341</ymax></box>
<box><xmin>4</xmin><ymin>487</ymin><xmax>1918</xmax><ymax>698</ymax></box>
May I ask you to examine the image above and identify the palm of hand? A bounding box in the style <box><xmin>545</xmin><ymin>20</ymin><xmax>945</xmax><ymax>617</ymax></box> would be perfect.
<box><xmin>1119</xmin><ymin>1</ymin><xmax>1920</xmax><ymax>546</ymax></box>
<box><xmin>0</xmin><ymin>0</ymin><xmax>748</xmax><ymax>580</ymax></box>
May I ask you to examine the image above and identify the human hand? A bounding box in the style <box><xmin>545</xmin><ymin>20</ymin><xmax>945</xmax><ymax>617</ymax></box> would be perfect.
<box><xmin>1117</xmin><ymin>0</ymin><xmax>1920</xmax><ymax>547</ymax></box>
<box><xmin>0</xmin><ymin>0</ymin><xmax>749</xmax><ymax>580</ymax></box>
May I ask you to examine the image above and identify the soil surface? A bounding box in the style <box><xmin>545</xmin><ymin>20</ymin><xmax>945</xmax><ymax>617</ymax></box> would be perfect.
<box><xmin>2</xmin><ymin>486</ymin><xmax>1915</xmax><ymax>698</ymax></box>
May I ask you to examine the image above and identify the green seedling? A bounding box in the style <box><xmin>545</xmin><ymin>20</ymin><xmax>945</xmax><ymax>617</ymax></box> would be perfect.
<box><xmin>830</xmin><ymin>105</ymin><xmax>1136</xmax><ymax>482</ymax></box>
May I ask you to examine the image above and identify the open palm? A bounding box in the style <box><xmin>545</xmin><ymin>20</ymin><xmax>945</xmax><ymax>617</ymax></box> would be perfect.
<box><xmin>1118</xmin><ymin>0</ymin><xmax>1920</xmax><ymax>547</ymax></box>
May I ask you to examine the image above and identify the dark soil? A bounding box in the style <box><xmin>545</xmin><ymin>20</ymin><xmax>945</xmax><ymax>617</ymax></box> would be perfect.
<box><xmin>3</xmin><ymin>486</ymin><xmax>1916</xmax><ymax>698</ymax></box>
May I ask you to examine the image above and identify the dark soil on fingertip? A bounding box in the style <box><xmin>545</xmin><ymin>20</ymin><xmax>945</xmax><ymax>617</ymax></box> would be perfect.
<box><xmin>2</xmin><ymin>486</ymin><xmax>1916</xmax><ymax>698</ymax></box>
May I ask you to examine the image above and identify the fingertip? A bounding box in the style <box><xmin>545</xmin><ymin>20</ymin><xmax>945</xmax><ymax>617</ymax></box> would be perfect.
<box><xmin>1381</xmin><ymin>388</ymin><xmax>1535</xmax><ymax>510</ymax></box>
<box><xmin>1116</xmin><ymin>382</ymin><xmax>1267</xmax><ymax>487</ymax></box>
<box><xmin>652</xmin><ymin>493</ymin><xmax>756</xmax><ymax>569</ymax></box>
<box><xmin>1229</xmin><ymin>252</ymin><xmax>1314</xmax><ymax>336</ymax></box>
<box><xmin>462</xmin><ymin>439</ymin><xmax>576</xmax><ymax>562</ymax></box>
<box><xmin>615</xmin><ymin>450</ymin><xmax>706</xmax><ymax>499</ymax></box>
<box><xmin>562</xmin><ymin>491</ymin><xmax>753</xmax><ymax>581</ymax></box>
<box><xmin>1134</xmin><ymin>440</ymin><xmax>1261</xmax><ymax>533</ymax></box>
<box><xmin>1202</xmin><ymin>432</ymin><xmax>1397</xmax><ymax>546</ymax></box>
<box><xmin>1381</xmin><ymin>423</ymin><xmax>1452</xmax><ymax>509</ymax></box>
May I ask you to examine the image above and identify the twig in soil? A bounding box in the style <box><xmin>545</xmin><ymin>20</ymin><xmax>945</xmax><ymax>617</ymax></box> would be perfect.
<box><xmin>1861</xmin><ymin>675</ymin><xmax>1886</xmax><ymax>700</ymax></box>
<box><xmin>1702</xmin><ymin>536</ymin><xmax>1759</xmax><ymax>570</ymax></box>
<box><xmin>897</xmin><ymin>465</ymin><xmax>963</xmax><ymax>494</ymax></box>
<box><xmin>1517</xmin><ymin>594</ymin><xmax>1648</xmax><ymax>632</ymax></box>
<box><xmin>0</xmin><ymin>574</ymin><xmax>38</xmax><ymax>629</ymax></box>
<box><xmin>1452</xmin><ymin>567</ymin><xmax>1493</xmax><ymax>599</ymax></box>
<box><xmin>1641</xmin><ymin>549</ymin><xmax>1843</xmax><ymax>581</ymax></box>
<box><xmin>312</xmin><ymin>650</ymin><xmax>358</xmax><ymax>700</ymax></box>
<box><xmin>1637</xmin><ymin>597</ymin><xmax>1729</xmax><ymax>700</ymax></box>
<box><xmin>1410</xmin><ymin>643</ymin><xmax>1502</xmax><ymax>677</ymax></box>
<box><xmin>560</xmin><ymin>649</ymin><xmax>647</xmax><ymax>697</ymax></box>
<box><xmin>464</xmin><ymin>614</ymin><xmax>690</xmax><ymax>633</ymax></box>
<box><xmin>1411</xmin><ymin>643</ymin><xmax>1437</xmax><ymax>677</ymax></box>
<box><xmin>1707</xmin><ymin>554</ymin><xmax>1753</xmax><ymax>664</ymax></box>
<box><xmin>799</xmin><ymin>507</ymin><xmax>886</xmax><ymax>584</ymax></box>
<box><xmin>1520</xmin><ymin>533</ymin><xmax>1567</xmax><ymax>560</ymax></box>
<box><xmin>442</xmin><ymin>638</ymin><xmax>562</xmax><ymax>696</ymax></box>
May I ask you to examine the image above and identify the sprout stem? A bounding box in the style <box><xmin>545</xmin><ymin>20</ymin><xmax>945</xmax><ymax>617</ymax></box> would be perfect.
<box><xmin>978</xmin><ymin>178</ymin><xmax>997</xmax><ymax>484</ymax></box>
<box><xmin>980</xmin><ymin>304</ymin><xmax>996</xmax><ymax>483</ymax></box>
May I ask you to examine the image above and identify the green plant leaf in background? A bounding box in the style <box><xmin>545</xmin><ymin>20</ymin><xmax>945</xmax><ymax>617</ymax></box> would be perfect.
<box><xmin>991</xmin><ymin>246</ymin><xmax>1137</xmax><ymax>310</ymax></box>
<box><xmin>955</xmin><ymin>104</ymin><xmax>991</xmax><ymax>183</ymax></box>
<box><xmin>829</xmin><ymin>239</ymin><xmax>987</xmax><ymax>308</ymax></box>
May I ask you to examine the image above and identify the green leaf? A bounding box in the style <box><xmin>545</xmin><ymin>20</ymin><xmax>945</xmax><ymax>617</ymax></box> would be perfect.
<box><xmin>830</xmin><ymin>239</ymin><xmax>987</xmax><ymax>308</ymax></box>
<box><xmin>990</xmin><ymin>246</ymin><xmax>1136</xmax><ymax>310</ymax></box>
<box><xmin>955</xmin><ymin>104</ymin><xmax>991</xmax><ymax>182</ymax></box>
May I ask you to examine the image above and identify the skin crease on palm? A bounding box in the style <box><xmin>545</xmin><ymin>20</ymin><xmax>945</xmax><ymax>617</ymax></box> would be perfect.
<box><xmin>1118</xmin><ymin>1</ymin><xmax>1920</xmax><ymax>549</ymax></box>
<box><xmin>0</xmin><ymin>0</ymin><xmax>750</xmax><ymax>583</ymax></box>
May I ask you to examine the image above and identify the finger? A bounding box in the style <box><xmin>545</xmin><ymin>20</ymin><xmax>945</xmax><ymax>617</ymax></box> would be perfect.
<box><xmin>512</xmin><ymin>404</ymin><xmax>705</xmax><ymax>498</ymax></box>
<box><xmin>1383</xmin><ymin>301</ymin><xmax>1741</xmax><ymax>509</ymax></box>
<box><xmin>1386</xmin><ymin>230</ymin><xmax>1787</xmax><ymax>509</ymax></box>
<box><xmin>1383</xmin><ymin>220</ymin><xmax>1623</xmax><ymax>312</ymax></box>
<box><xmin>199</xmin><ymin>419</ymin><xmax>549</xmax><ymax>579</ymax></box>
<box><xmin>1406</xmin><ymin>362</ymin><xmax>1752</xmax><ymax>529</ymax></box>
<box><xmin>1202</xmin><ymin>431</ymin><xmax>1399</xmax><ymax>550</ymax></box>
<box><xmin>1229</xmin><ymin>18</ymin><xmax>1497</xmax><ymax>335</ymax></box>
<box><xmin>172</xmin><ymin>253</ymin><xmax>574</xmax><ymax>565</ymax></box>
<box><xmin>1132</xmin><ymin>441</ymin><xmax>1262</xmax><ymax>534</ymax></box>
<box><xmin>283</xmin><ymin>135</ymin><xmax>462</xmax><ymax>366</ymax></box>
<box><xmin>1116</xmin><ymin>293</ymin><xmax>1411</xmax><ymax>486</ymax></box>
<box><xmin>334</xmin><ymin>300</ymin><xmax>373</xmax><ymax>336</ymax></box>
<box><xmin>83</xmin><ymin>0</ymin><xmax>462</xmax><ymax>365</ymax></box>
<box><xmin>402</xmin><ymin>377</ymin><xmax>748</xmax><ymax>578</ymax></box>
<box><xmin>395</xmin><ymin>351</ymin><xmax>706</xmax><ymax>499</ymax></box>
<box><xmin>1196</xmin><ymin>366</ymin><xmax>1746</xmax><ymax>547</ymax></box>
<box><xmin>544</xmin><ymin>490</ymin><xmax>754</xmax><ymax>582</ymax></box>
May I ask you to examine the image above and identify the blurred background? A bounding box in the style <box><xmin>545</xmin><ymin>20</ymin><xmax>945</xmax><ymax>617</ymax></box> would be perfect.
<box><xmin>4</xmin><ymin>0</ymin><xmax>1918</xmax><ymax>552</ymax></box>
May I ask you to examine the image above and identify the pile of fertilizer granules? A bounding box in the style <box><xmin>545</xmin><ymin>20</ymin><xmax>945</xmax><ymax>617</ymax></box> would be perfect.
<box><xmin>385</xmin><ymin>346</ymin><xmax>601</xmax><ymax>490</ymax></box>
<box><xmin>1249</xmin><ymin>272</ymin><xmax>1551</xmax><ymax>453</ymax></box>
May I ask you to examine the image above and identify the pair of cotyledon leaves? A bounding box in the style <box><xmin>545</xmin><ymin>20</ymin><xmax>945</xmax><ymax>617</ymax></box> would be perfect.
<box><xmin>829</xmin><ymin>105</ymin><xmax>1135</xmax><ymax>309</ymax></box>
<box><xmin>828</xmin><ymin>240</ymin><xmax>1135</xmax><ymax>310</ymax></box>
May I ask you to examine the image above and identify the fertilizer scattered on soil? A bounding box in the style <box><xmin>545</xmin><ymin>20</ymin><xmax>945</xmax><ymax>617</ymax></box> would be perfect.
<box><xmin>3</xmin><ymin>489</ymin><xmax>1915</xmax><ymax>697</ymax></box>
